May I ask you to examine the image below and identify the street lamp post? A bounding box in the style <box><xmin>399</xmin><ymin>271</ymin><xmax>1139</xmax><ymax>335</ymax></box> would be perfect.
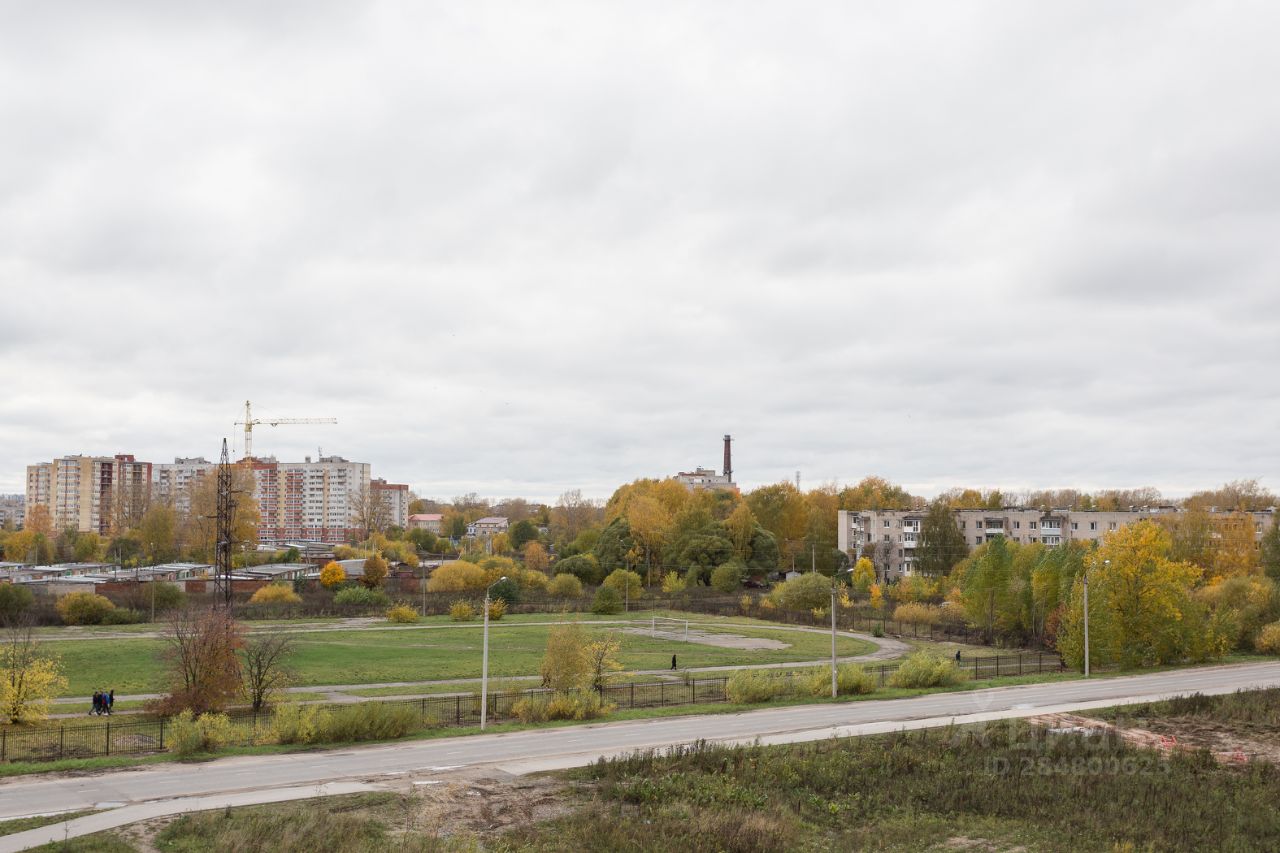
<box><xmin>480</xmin><ymin>575</ymin><xmax>507</xmax><ymax>731</ymax></box>
<box><xmin>830</xmin><ymin>567</ymin><xmax>853</xmax><ymax>698</ymax></box>
<box><xmin>1084</xmin><ymin>559</ymin><xmax>1108</xmax><ymax>678</ymax></box>
<box><xmin>1083</xmin><ymin>569</ymin><xmax>1089</xmax><ymax>677</ymax></box>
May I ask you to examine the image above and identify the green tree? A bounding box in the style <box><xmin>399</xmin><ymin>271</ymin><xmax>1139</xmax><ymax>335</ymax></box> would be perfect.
<box><xmin>915</xmin><ymin>498</ymin><xmax>968</xmax><ymax>576</ymax></box>
<box><xmin>360</xmin><ymin>554</ymin><xmax>389</xmax><ymax>588</ymax></box>
<box><xmin>1057</xmin><ymin>521</ymin><xmax>1218</xmax><ymax>670</ymax></box>
<box><xmin>1262</xmin><ymin>518</ymin><xmax>1280</xmax><ymax>583</ymax></box>
<box><xmin>744</xmin><ymin>526</ymin><xmax>780</xmax><ymax>570</ymax></box>
<box><xmin>554</xmin><ymin>554</ymin><xmax>604</xmax><ymax>585</ymax></box>
<box><xmin>509</xmin><ymin>519</ymin><xmax>539</xmax><ymax>551</ymax></box>
<box><xmin>711</xmin><ymin>561</ymin><xmax>745</xmax><ymax>593</ymax></box>
<box><xmin>593</xmin><ymin>517</ymin><xmax>636</xmax><ymax>573</ymax></box>
<box><xmin>961</xmin><ymin>537</ymin><xmax>1015</xmax><ymax>642</ymax></box>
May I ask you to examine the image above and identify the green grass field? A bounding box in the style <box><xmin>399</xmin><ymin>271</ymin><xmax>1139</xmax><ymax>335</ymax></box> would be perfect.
<box><xmin>42</xmin><ymin>617</ymin><xmax>874</xmax><ymax>698</ymax></box>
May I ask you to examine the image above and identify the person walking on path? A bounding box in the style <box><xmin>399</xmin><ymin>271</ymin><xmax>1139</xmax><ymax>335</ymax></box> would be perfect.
<box><xmin>107</xmin><ymin>689</ymin><xmax>115</xmax><ymax>715</ymax></box>
<box><xmin>671</xmin><ymin>654</ymin><xmax>677</xmax><ymax>671</ymax></box>
<box><xmin>90</xmin><ymin>691</ymin><xmax>100</xmax><ymax>716</ymax></box>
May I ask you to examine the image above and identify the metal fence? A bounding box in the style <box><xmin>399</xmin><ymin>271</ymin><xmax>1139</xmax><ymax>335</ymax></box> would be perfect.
<box><xmin>1</xmin><ymin>651</ymin><xmax>1063</xmax><ymax>765</ymax></box>
<box><xmin>0</xmin><ymin>676</ymin><xmax>730</xmax><ymax>764</ymax></box>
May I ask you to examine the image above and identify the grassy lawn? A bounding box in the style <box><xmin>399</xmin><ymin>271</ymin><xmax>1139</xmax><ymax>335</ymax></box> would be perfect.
<box><xmin>0</xmin><ymin>811</ymin><xmax>95</xmax><ymax>838</ymax></box>
<box><xmin>41</xmin><ymin>619</ymin><xmax>873</xmax><ymax>698</ymax></box>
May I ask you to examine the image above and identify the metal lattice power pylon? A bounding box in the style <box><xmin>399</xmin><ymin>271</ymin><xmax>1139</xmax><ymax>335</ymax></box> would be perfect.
<box><xmin>213</xmin><ymin>438</ymin><xmax>237</xmax><ymax>609</ymax></box>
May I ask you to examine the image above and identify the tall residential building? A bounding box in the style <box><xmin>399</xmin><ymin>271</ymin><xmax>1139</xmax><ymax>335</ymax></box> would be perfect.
<box><xmin>25</xmin><ymin>454</ymin><xmax>152</xmax><ymax>535</ymax></box>
<box><xmin>370</xmin><ymin>478</ymin><xmax>409</xmax><ymax>529</ymax></box>
<box><xmin>152</xmin><ymin>457</ymin><xmax>215</xmax><ymax>516</ymax></box>
<box><xmin>839</xmin><ymin>506</ymin><xmax>1278</xmax><ymax>579</ymax></box>
<box><xmin>251</xmin><ymin>455</ymin><xmax>371</xmax><ymax>544</ymax></box>
<box><xmin>0</xmin><ymin>494</ymin><xmax>24</xmax><ymax>529</ymax></box>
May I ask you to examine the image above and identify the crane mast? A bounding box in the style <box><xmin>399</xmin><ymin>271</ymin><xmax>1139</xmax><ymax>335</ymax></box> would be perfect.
<box><xmin>235</xmin><ymin>400</ymin><xmax>337</xmax><ymax>459</ymax></box>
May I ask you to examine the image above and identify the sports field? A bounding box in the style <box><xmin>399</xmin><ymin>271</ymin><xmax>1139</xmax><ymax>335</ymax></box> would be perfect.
<box><xmin>44</xmin><ymin>616</ymin><xmax>876</xmax><ymax>697</ymax></box>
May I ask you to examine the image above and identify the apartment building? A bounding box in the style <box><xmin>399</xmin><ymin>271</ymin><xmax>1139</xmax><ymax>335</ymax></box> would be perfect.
<box><xmin>25</xmin><ymin>455</ymin><xmax>152</xmax><ymax>534</ymax></box>
<box><xmin>839</xmin><ymin>506</ymin><xmax>1277</xmax><ymax>579</ymax></box>
<box><xmin>0</xmin><ymin>494</ymin><xmax>24</xmax><ymax>529</ymax></box>
<box><xmin>251</xmin><ymin>455</ymin><xmax>371</xmax><ymax>544</ymax></box>
<box><xmin>370</xmin><ymin>478</ymin><xmax>410</xmax><ymax>529</ymax></box>
<box><xmin>151</xmin><ymin>457</ymin><xmax>215</xmax><ymax>515</ymax></box>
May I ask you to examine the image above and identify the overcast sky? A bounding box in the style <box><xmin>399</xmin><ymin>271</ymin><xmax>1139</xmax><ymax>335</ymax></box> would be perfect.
<box><xmin>2</xmin><ymin>2</ymin><xmax>1277</xmax><ymax>503</ymax></box>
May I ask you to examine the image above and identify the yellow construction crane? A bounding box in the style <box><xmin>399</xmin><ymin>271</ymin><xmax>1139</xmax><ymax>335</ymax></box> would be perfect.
<box><xmin>234</xmin><ymin>400</ymin><xmax>337</xmax><ymax>460</ymax></box>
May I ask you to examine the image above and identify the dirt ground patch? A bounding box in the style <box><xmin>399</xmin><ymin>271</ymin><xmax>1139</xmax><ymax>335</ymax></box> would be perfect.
<box><xmin>620</xmin><ymin>627</ymin><xmax>789</xmax><ymax>650</ymax></box>
<box><xmin>404</xmin><ymin>773</ymin><xmax>574</xmax><ymax>837</ymax></box>
<box><xmin>1030</xmin><ymin>712</ymin><xmax>1280</xmax><ymax>765</ymax></box>
<box><xmin>111</xmin><ymin>772</ymin><xmax>576</xmax><ymax>850</ymax></box>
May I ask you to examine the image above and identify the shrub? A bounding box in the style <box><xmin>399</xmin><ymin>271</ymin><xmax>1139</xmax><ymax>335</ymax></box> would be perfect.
<box><xmin>262</xmin><ymin>702</ymin><xmax>418</xmax><ymax>745</ymax></box>
<box><xmin>261</xmin><ymin>703</ymin><xmax>323</xmax><ymax>745</ymax></box>
<box><xmin>56</xmin><ymin>591</ymin><xmax>115</xmax><ymax>625</ymax></box>
<box><xmin>0</xmin><ymin>583</ymin><xmax>34</xmax><ymax>621</ymax></box>
<box><xmin>548</xmin><ymin>573</ymin><xmax>584</xmax><ymax>598</ymax></box>
<box><xmin>726</xmin><ymin>670</ymin><xmax>791</xmax><ymax>704</ymax></box>
<box><xmin>739</xmin><ymin>594</ymin><xmax>753</xmax><ymax>614</ymax></box>
<box><xmin>556</xmin><ymin>554</ymin><xmax>604</xmax><ymax>586</ymax></box>
<box><xmin>168</xmin><ymin>710</ymin><xmax>236</xmax><ymax>756</ymax></box>
<box><xmin>804</xmin><ymin>664</ymin><xmax>877</xmax><ymax>697</ymax></box>
<box><xmin>449</xmin><ymin>600</ymin><xmax>476</xmax><ymax>621</ymax></box>
<box><xmin>512</xmin><ymin>691</ymin><xmax>611</xmax><ymax>723</ymax></box>
<box><xmin>490</xmin><ymin>577</ymin><xmax>522</xmax><ymax>606</ymax></box>
<box><xmin>591</xmin><ymin>586</ymin><xmax>623</xmax><ymax>615</ymax></box>
<box><xmin>386</xmin><ymin>603</ymin><xmax>418</xmax><ymax>623</ymax></box>
<box><xmin>334</xmin><ymin>586</ymin><xmax>390</xmax><ymax>607</ymax></box>
<box><xmin>516</xmin><ymin>568</ymin><xmax>549</xmax><ymax>591</ymax></box>
<box><xmin>317</xmin><ymin>702</ymin><xmax>418</xmax><ymax>742</ymax></box>
<box><xmin>770</xmin><ymin>573</ymin><xmax>834</xmax><ymax>611</ymax></box>
<box><xmin>889</xmin><ymin>652</ymin><xmax>969</xmax><ymax>688</ymax></box>
<box><xmin>1257</xmin><ymin>622</ymin><xmax>1280</xmax><ymax>655</ymax></box>
<box><xmin>711</xmin><ymin>562</ymin><xmax>745</xmax><ymax>594</ymax></box>
<box><xmin>249</xmin><ymin>584</ymin><xmax>302</xmax><ymax>605</ymax></box>
<box><xmin>360</xmin><ymin>554</ymin><xmax>389</xmax><ymax>588</ymax></box>
<box><xmin>661</xmin><ymin>571</ymin><xmax>686</xmax><ymax>594</ymax></box>
<box><xmin>427</xmin><ymin>560</ymin><xmax>488</xmax><ymax>592</ymax></box>
<box><xmin>102</xmin><ymin>607</ymin><xmax>145</xmax><ymax>625</ymax></box>
<box><xmin>871</xmin><ymin>624</ymin><xmax>885</xmax><ymax>638</ymax></box>
<box><xmin>319</xmin><ymin>561</ymin><xmax>346</xmax><ymax>589</ymax></box>
<box><xmin>893</xmin><ymin>602</ymin><xmax>941</xmax><ymax>626</ymax></box>
<box><xmin>603</xmin><ymin>569</ymin><xmax>644</xmax><ymax>600</ymax></box>
<box><xmin>486</xmin><ymin>598</ymin><xmax>507</xmax><ymax>620</ymax></box>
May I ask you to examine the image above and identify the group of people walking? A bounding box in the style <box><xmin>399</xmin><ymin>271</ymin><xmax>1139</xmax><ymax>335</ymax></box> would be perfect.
<box><xmin>90</xmin><ymin>689</ymin><xmax>115</xmax><ymax>716</ymax></box>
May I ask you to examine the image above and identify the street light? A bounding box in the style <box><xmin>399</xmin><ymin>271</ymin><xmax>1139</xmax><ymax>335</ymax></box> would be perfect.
<box><xmin>830</xmin><ymin>566</ymin><xmax>854</xmax><ymax>698</ymax></box>
<box><xmin>1084</xmin><ymin>559</ymin><xmax>1108</xmax><ymax>678</ymax></box>
<box><xmin>480</xmin><ymin>575</ymin><xmax>507</xmax><ymax>731</ymax></box>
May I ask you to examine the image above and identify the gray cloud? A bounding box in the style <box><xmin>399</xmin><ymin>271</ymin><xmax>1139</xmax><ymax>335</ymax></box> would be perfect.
<box><xmin>2</xmin><ymin>1</ymin><xmax>1278</xmax><ymax>501</ymax></box>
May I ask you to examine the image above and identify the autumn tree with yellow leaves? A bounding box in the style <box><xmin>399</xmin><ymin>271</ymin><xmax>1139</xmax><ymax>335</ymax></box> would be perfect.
<box><xmin>1057</xmin><ymin>521</ymin><xmax>1222</xmax><ymax>670</ymax></box>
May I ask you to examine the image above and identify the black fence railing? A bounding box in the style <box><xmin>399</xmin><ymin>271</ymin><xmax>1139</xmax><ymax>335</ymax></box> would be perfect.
<box><xmin>1</xmin><ymin>651</ymin><xmax>1064</xmax><ymax>765</ymax></box>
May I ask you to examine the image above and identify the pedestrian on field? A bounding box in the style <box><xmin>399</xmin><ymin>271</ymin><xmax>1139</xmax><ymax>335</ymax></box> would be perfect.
<box><xmin>954</xmin><ymin>650</ymin><xmax>961</xmax><ymax>663</ymax></box>
<box><xmin>671</xmin><ymin>654</ymin><xmax>677</xmax><ymax>671</ymax></box>
<box><xmin>90</xmin><ymin>691</ymin><xmax>100</xmax><ymax>716</ymax></box>
<box><xmin>108</xmin><ymin>689</ymin><xmax>115</xmax><ymax>715</ymax></box>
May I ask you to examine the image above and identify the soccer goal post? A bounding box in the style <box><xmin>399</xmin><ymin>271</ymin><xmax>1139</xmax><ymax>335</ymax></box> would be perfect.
<box><xmin>651</xmin><ymin>615</ymin><xmax>689</xmax><ymax>640</ymax></box>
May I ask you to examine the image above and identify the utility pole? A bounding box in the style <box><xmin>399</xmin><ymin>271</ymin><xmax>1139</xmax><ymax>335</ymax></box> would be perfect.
<box><xmin>214</xmin><ymin>439</ymin><xmax>237</xmax><ymax>610</ymax></box>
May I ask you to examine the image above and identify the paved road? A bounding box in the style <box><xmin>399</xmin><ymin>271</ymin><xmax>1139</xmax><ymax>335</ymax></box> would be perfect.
<box><xmin>4</xmin><ymin>660</ymin><xmax>1278</xmax><ymax>837</ymax></box>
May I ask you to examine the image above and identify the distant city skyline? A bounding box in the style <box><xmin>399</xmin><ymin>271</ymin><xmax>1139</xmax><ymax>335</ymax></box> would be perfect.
<box><xmin>2</xmin><ymin>4</ymin><xmax>1277</xmax><ymax>503</ymax></box>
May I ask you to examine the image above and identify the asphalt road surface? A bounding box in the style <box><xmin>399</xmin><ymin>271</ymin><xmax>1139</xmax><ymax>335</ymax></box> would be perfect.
<box><xmin>2</xmin><ymin>661</ymin><xmax>1278</xmax><ymax>851</ymax></box>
